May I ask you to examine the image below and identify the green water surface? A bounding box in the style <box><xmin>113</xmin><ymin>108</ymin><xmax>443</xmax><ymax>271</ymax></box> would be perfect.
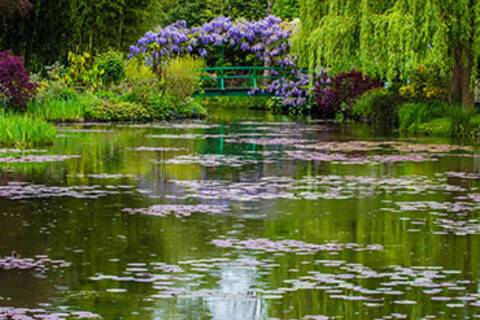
<box><xmin>1</xmin><ymin>108</ymin><xmax>480</xmax><ymax>320</ymax></box>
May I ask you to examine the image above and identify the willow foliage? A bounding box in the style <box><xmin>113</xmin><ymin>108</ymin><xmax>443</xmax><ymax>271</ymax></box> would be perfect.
<box><xmin>294</xmin><ymin>0</ymin><xmax>480</xmax><ymax>106</ymax></box>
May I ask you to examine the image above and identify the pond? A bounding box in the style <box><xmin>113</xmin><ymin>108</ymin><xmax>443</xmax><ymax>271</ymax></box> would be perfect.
<box><xmin>1</xmin><ymin>108</ymin><xmax>480</xmax><ymax>320</ymax></box>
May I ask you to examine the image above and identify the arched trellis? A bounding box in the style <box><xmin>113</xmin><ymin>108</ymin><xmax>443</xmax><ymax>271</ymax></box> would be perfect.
<box><xmin>130</xmin><ymin>16</ymin><xmax>310</xmax><ymax>108</ymax></box>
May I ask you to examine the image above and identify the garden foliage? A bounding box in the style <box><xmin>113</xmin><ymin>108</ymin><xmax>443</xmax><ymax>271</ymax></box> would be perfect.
<box><xmin>0</xmin><ymin>51</ymin><xmax>36</xmax><ymax>109</ymax></box>
<box><xmin>314</xmin><ymin>70</ymin><xmax>382</xmax><ymax>119</ymax></box>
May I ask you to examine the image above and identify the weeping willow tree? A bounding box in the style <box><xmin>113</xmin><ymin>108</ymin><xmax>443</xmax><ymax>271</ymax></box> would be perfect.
<box><xmin>294</xmin><ymin>0</ymin><xmax>480</xmax><ymax>108</ymax></box>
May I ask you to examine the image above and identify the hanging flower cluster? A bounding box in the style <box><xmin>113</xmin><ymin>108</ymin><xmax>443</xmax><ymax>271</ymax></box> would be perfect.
<box><xmin>129</xmin><ymin>16</ymin><xmax>308</xmax><ymax>109</ymax></box>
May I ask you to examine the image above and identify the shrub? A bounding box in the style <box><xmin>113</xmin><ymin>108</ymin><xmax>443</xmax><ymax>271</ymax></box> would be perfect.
<box><xmin>94</xmin><ymin>50</ymin><xmax>125</xmax><ymax>86</ymax></box>
<box><xmin>399</xmin><ymin>64</ymin><xmax>448</xmax><ymax>101</ymax></box>
<box><xmin>314</xmin><ymin>70</ymin><xmax>382</xmax><ymax>119</ymax></box>
<box><xmin>0</xmin><ymin>113</ymin><xmax>56</xmax><ymax>147</ymax></box>
<box><xmin>124</xmin><ymin>58</ymin><xmax>160</xmax><ymax>102</ymax></box>
<box><xmin>162</xmin><ymin>56</ymin><xmax>204</xmax><ymax>101</ymax></box>
<box><xmin>36</xmin><ymin>80</ymin><xmax>78</xmax><ymax>102</ymax></box>
<box><xmin>125</xmin><ymin>58</ymin><xmax>157</xmax><ymax>87</ymax></box>
<box><xmin>64</xmin><ymin>52</ymin><xmax>102</xmax><ymax>90</ymax></box>
<box><xmin>352</xmin><ymin>88</ymin><xmax>400</xmax><ymax>127</ymax></box>
<box><xmin>0</xmin><ymin>51</ymin><xmax>37</xmax><ymax>109</ymax></box>
<box><xmin>178</xmin><ymin>99</ymin><xmax>208</xmax><ymax>119</ymax></box>
<box><xmin>398</xmin><ymin>101</ymin><xmax>474</xmax><ymax>137</ymax></box>
<box><xmin>84</xmin><ymin>99</ymin><xmax>150</xmax><ymax>122</ymax></box>
<box><xmin>144</xmin><ymin>93</ymin><xmax>179</xmax><ymax>119</ymax></box>
<box><xmin>398</xmin><ymin>101</ymin><xmax>452</xmax><ymax>131</ymax></box>
<box><xmin>414</xmin><ymin>118</ymin><xmax>453</xmax><ymax>136</ymax></box>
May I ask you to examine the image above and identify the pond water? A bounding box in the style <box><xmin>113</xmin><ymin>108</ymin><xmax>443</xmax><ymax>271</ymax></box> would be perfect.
<box><xmin>1</xmin><ymin>108</ymin><xmax>480</xmax><ymax>320</ymax></box>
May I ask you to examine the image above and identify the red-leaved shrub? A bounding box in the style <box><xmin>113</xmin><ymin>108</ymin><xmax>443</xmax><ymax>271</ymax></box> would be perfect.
<box><xmin>0</xmin><ymin>51</ymin><xmax>37</xmax><ymax>109</ymax></box>
<box><xmin>314</xmin><ymin>70</ymin><xmax>382</xmax><ymax>119</ymax></box>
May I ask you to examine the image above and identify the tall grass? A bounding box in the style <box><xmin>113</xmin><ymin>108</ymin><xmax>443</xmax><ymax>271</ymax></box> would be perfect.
<box><xmin>0</xmin><ymin>112</ymin><xmax>56</xmax><ymax>147</ymax></box>
<box><xmin>27</xmin><ymin>95</ymin><xmax>91</xmax><ymax>122</ymax></box>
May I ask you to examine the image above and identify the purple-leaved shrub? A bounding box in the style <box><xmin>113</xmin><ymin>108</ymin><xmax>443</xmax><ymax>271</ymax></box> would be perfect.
<box><xmin>314</xmin><ymin>70</ymin><xmax>382</xmax><ymax>119</ymax></box>
<box><xmin>0</xmin><ymin>51</ymin><xmax>37</xmax><ymax>109</ymax></box>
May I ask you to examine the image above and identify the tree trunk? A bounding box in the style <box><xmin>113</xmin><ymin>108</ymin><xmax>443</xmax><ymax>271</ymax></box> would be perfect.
<box><xmin>448</xmin><ymin>48</ymin><xmax>475</xmax><ymax>110</ymax></box>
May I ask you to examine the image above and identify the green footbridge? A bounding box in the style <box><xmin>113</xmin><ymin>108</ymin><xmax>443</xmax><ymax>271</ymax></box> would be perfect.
<box><xmin>195</xmin><ymin>66</ymin><xmax>283</xmax><ymax>97</ymax></box>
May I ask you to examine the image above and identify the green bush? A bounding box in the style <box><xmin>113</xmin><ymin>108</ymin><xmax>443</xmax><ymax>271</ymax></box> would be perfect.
<box><xmin>84</xmin><ymin>99</ymin><xmax>150</xmax><ymax>122</ymax></box>
<box><xmin>37</xmin><ymin>81</ymin><xmax>78</xmax><ymax>102</ymax></box>
<box><xmin>0</xmin><ymin>113</ymin><xmax>56</xmax><ymax>147</ymax></box>
<box><xmin>352</xmin><ymin>88</ymin><xmax>400</xmax><ymax>127</ymax></box>
<box><xmin>144</xmin><ymin>93</ymin><xmax>178</xmax><ymax>119</ymax></box>
<box><xmin>64</xmin><ymin>52</ymin><xmax>102</xmax><ymax>91</ymax></box>
<box><xmin>413</xmin><ymin>118</ymin><xmax>453</xmax><ymax>136</ymax></box>
<box><xmin>94</xmin><ymin>50</ymin><xmax>126</xmax><ymax>86</ymax></box>
<box><xmin>398</xmin><ymin>101</ymin><xmax>476</xmax><ymax>137</ymax></box>
<box><xmin>178</xmin><ymin>99</ymin><xmax>207</xmax><ymax>118</ymax></box>
<box><xmin>163</xmin><ymin>56</ymin><xmax>204</xmax><ymax>101</ymax></box>
<box><xmin>398</xmin><ymin>101</ymin><xmax>452</xmax><ymax>131</ymax></box>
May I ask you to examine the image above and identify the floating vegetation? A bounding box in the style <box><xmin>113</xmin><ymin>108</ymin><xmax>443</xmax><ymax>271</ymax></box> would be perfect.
<box><xmin>162</xmin><ymin>154</ymin><xmax>272</xmax><ymax>167</ymax></box>
<box><xmin>131</xmin><ymin>147</ymin><xmax>188</xmax><ymax>152</ymax></box>
<box><xmin>123</xmin><ymin>204</ymin><xmax>230</xmax><ymax>218</ymax></box>
<box><xmin>148</xmin><ymin>123</ymin><xmax>219</xmax><ymax>129</ymax></box>
<box><xmin>69</xmin><ymin>174</ymin><xmax>137</xmax><ymax>179</ymax></box>
<box><xmin>285</xmin><ymin>151</ymin><xmax>434</xmax><ymax>164</ymax></box>
<box><xmin>280</xmin><ymin>261</ymin><xmax>480</xmax><ymax>310</ymax></box>
<box><xmin>0</xmin><ymin>155</ymin><xmax>80</xmax><ymax>163</ymax></box>
<box><xmin>0</xmin><ymin>182</ymin><xmax>133</xmax><ymax>200</ymax></box>
<box><xmin>0</xmin><ymin>148</ymin><xmax>47</xmax><ymax>154</ymax></box>
<box><xmin>434</xmin><ymin>219</ymin><xmax>480</xmax><ymax>236</ymax></box>
<box><xmin>211</xmin><ymin>238</ymin><xmax>384</xmax><ymax>253</ymax></box>
<box><xmin>0</xmin><ymin>254</ymin><xmax>70</xmax><ymax>272</ymax></box>
<box><xmin>224</xmin><ymin>137</ymin><xmax>306</xmax><ymax>146</ymax></box>
<box><xmin>445</xmin><ymin>171</ymin><xmax>480</xmax><ymax>180</ymax></box>
<box><xmin>296</xmin><ymin>141</ymin><xmax>473</xmax><ymax>154</ymax></box>
<box><xmin>0</xmin><ymin>307</ymin><xmax>100</xmax><ymax>319</ymax></box>
<box><xmin>168</xmin><ymin>175</ymin><xmax>464</xmax><ymax>202</ymax></box>
<box><xmin>58</xmin><ymin>129</ymin><xmax>113</xmax><ymax>133</ymax></box>
<box><xmin>146</xmin><ymin>134</ymin><xmax>223</xmax><ymax>139</ymax></box>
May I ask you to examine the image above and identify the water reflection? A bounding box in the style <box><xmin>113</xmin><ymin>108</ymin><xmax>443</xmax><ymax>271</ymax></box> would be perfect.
<box><xmin>0</xmin><ymin>108</ymin><xmax>480</xmax><ymax>319</ymax></box>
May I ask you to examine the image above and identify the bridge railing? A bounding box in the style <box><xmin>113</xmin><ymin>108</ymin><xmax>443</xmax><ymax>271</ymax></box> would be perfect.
<box><xmin>199</xmin><ymin>66</ymin><xmax>285</xmax><ymax>91</ymax></box>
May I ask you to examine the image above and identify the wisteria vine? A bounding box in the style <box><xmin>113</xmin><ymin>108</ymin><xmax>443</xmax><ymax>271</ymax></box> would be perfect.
<box><xmin>129</xmin><ymin>16</ymin><xmax>310</xmax><ymax>109</ymax></box>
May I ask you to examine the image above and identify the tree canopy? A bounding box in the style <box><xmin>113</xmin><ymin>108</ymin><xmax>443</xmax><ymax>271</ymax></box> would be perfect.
<box><xmin>294</xmin><ymin>0</ymin><xmax>480</xmax><ymax>107</ymax></box>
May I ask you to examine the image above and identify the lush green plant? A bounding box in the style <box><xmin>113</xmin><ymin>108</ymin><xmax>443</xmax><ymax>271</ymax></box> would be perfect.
<box><xmin>398</xmin><ymin>101</ymin><xmax>476</xmax><ymax>137</ymax></box>
<box><xmin>123</xmin><ymin>58</ymin><xmax>160</xmax><ymax>102</ymax></box>
<box><xmin>399</xmin><ymin>65</ymin><xmax>448</xmax><ymax>101</ymax></box>
<box><xmin>64</xmin><ymin>52</ymin><xmax>102</xmax><ymax>90</ymax></box>
<box><xmin>0</xmin><ymin>0</ymin><xmax>163</xmax><ymax>69</ymax></box>
<box><xmin>413</xmin><ymin>118</ymin><xmax>453</xmax><ymax>136</ymax></box>
<box><xmin>144</xmin><ymin>93</ymin><xmax>179</xmax><ymax>119</ymax></box>
<box><xmin>178</xmin><ymin>99</ymin><xmax>208</xmax><ymax>118</ymax></box>
<box><xmin>27</xmin><ymin>94</ymin><xmax>92</xmax><ymax>122</ymax></box>
<box><xmin>398</xmin><ymin>101</ymin><xmax>452</xmax><ymax>131</ymax></box>
<box><xmin>295</xmin><ymin>0</ymin><xmax>480</xmax><ymax>109</ymax></box>
<box><xmin>84</xmin><ymin>99</ymin><xmax>150</xmax><ymax>122</ymax></box>
<box><xmin>163</xmin><ymin>56</ymin><xmax>204</xmax><ymax>101</ymax></box>
<box><xmin>352</xmin><ymin>88</ymin><xmax>400</xmax><ymax>127</ymax></box>
<box><xmin>0</xmin><ymin>113</ymin><xmax>56</xmax><ymax>147</ymax></box>
<box><xmin>94</xmin><ymin>50</ymin><xmax>126</xmax><ymax>86</ymax></box>
<box><xmin>202</xmin><ymin>96</ymin><xmax>271</xmax><ymax>110</ymax></box>
<box><xmin>0</xmin><ymin>51</ymin><xmax>37</xmax><ymax>109</ymax></box>
<box><xmin>36</xmin><ymin>80</ymin><xmax>78</xmax><ymax>102</ymax></box>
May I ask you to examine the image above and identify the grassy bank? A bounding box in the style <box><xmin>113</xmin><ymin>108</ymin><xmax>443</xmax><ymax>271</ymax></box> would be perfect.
<box><xmin>0</xmin><ymin>113</ymin><xmax>56</xmax><ymax>148</ymax></box>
